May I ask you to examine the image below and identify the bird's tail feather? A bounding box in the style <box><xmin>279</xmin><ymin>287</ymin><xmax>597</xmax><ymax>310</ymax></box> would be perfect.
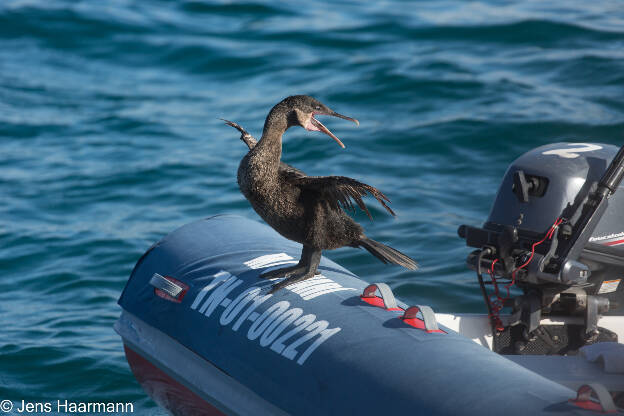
<box><xmin>358</xmin><ymin>238</ymin><xmax>418</xmax><ymax>270</ymax></box>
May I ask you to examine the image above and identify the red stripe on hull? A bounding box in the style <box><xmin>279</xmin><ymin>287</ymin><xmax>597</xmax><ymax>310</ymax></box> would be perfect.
<box><xmin>605</xmin><ymin>239</ymin><xmax>624</xmax><ymax>246</ymax></box>
<box><xmin>124</xmin><ymin>345</ymin><xmax>225</xmax><ymax>416</ymax></box>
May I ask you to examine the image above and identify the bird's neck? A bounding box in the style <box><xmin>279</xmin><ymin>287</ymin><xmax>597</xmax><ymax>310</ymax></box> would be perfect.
<box><xmin>252</xmin><ymin>109</ymin><xmax>288</xmax><ymax>166</ymax></box>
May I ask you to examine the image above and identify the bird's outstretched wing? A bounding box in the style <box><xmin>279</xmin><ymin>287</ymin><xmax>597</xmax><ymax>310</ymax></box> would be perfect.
<box><xmin>223</xmin><ymin>119</ymin><xmax>393</xmax><ymax>219</ymax></box>
<box><xmin>281</xmin><ymin>170</ymin><xmax>395</xmax><ymax>220</ymax></box>
<box><xmin>222</xmin><ymin>119</ymin><xmax>257</xmax><ymax>149</ymax></box>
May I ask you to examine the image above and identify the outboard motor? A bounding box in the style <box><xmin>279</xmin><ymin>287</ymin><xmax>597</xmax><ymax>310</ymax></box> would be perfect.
<box><xmin>459</xmin><ymin>142</ymin><xmax>624</xmax><ymax>354</ymax></box>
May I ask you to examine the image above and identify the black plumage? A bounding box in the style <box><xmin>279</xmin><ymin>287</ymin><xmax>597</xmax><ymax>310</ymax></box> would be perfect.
<box><xmin>224</xmin><ymin>95</ymin><xmax>417</xmax><ymax>293</ymax></box>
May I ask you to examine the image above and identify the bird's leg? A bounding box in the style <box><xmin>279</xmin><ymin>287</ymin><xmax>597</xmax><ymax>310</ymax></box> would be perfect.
<box><xmin>268</xmin><ymin>246</ymin><xmax>321</xmax><ymax>294</ymax></box>
<box><xmin>259</xmin><ymin>245</ymin><xmax>314</xmax><ymax>279</ymax></box>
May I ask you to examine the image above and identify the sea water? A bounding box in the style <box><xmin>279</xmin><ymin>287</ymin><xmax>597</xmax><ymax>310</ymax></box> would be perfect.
<box><xmin>1</xmin><ymin>0</ymin><xmax>623</xmax><ymax>413</ymax></box>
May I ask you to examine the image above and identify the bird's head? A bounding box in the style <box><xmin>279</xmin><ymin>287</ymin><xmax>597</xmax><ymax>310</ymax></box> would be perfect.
<box><xmin>272</xmin><ymin>95</ymin><xmax>359</xmax><ymax>148</ymax></box>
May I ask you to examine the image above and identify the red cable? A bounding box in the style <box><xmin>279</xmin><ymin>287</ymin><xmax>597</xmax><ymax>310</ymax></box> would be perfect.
<box><xmin>490</xmin><ymin>259</ymin><xmax>499</xmax><ymax>296</ymax></box>
<box><xmin>513</xmin><ymin>217</ymin><xmax>563</xmax><ymax>274</ymax></box>
<box><xmin>487</xmin><ymin>218</ymin><xmax>563</xmax><ymax>332</ymax></box>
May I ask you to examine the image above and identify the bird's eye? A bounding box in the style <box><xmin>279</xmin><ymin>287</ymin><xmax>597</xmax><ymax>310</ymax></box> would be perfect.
<box><xmin>314</xmin><ymin>105</ymin><xmax>321</xmax><ymax>110</ymax></box>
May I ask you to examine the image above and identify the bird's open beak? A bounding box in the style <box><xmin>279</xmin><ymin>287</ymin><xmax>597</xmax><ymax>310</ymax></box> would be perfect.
<box><xmin>306</xmin><ymin>111</ymin><xmax>359</xmax><ymax>149</ymax></box>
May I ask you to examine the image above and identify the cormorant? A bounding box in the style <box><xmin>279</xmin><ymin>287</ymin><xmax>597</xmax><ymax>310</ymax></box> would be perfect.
<box><xmin>224</xmin><ymin>95</ymin><xmax>417</xmax><ymax>293</ymax></box>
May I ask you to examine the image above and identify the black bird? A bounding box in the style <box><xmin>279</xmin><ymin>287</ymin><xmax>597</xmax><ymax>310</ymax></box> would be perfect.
<box><xmin>225</xmin><ymin>95</ymin><xmax>417</xmax><ymax>293</ymax></box>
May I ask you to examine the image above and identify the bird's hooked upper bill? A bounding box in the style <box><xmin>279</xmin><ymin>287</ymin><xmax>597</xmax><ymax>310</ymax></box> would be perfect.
<box><xmin>287</xmin><ymin>95</ymin><xmax>359</xmax><ymax>149</ymax></box>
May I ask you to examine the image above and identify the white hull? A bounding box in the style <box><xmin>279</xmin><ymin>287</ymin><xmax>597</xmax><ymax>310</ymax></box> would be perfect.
<box><xmin>437</xmin><ymin>313</ymin><xmax>624</xmax><ymax>393</ymax></box>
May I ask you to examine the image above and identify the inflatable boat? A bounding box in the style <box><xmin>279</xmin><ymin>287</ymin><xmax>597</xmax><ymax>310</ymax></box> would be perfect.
<box><xmin>116</xmin><ymin>143</ymin><xmax>624</xmax><ymax>414</ymax></box>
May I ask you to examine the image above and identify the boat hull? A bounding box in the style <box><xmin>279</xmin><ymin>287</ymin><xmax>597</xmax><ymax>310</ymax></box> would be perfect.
<box><xmin>116</xmin><ymin>215</ymin><xmax>603</xmax><ymax>415</ymax></box>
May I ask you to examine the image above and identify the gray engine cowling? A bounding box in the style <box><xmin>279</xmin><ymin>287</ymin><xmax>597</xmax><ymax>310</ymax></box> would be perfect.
<box><xmin>484</xmin><ymin>143</ymin><xmax>624</xmax><ymax>315</ymax></box>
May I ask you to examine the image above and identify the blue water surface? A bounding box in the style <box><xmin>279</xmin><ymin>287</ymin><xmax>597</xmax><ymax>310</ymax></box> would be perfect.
<box><xmin>1</xmin><ymin>0</ymin><xmax>623</xmax><ymax>413</ymax></box>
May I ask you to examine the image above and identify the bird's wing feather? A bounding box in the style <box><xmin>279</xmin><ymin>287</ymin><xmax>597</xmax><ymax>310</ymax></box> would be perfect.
<box><xmin>222</xmin><ymin>119</ymin><xmax>393</xmax><ymax>219</ymax></box>
<box><xmin>281</xmin><ymin>170</ymin><xmax>395</xmax><ymax>219</ymax></box>
<box><xmin>222</xmin><ymin>119</ymin><xmax>257</xmax><ymax>149</ymax></box>
<box><xmin>279</xmin><ymin>161</ymin><xmax>306</xmax><ymax>177</ymax></box>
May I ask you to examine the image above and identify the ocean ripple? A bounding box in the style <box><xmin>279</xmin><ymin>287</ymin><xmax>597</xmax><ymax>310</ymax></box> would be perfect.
<box><xmin>1</xmin><ymin>0</ymin><xmax>623</xmax><ymax>412</ymax></box>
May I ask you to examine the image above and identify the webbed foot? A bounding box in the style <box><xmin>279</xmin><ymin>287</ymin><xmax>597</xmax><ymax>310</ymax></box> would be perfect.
<box><xmin>263</xmin><ymin>245</ymin><xmax>322</xmax><ymax>293</ymax></box>
<box><xmin>260</xmin><ymin>264</ymin><xmax>305</xmax><ymax>280</ymax></box>
<box><xmin>269</xmin><ymin>271</ymin><xmax>317</xmax><ymax>294</ymax></box>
